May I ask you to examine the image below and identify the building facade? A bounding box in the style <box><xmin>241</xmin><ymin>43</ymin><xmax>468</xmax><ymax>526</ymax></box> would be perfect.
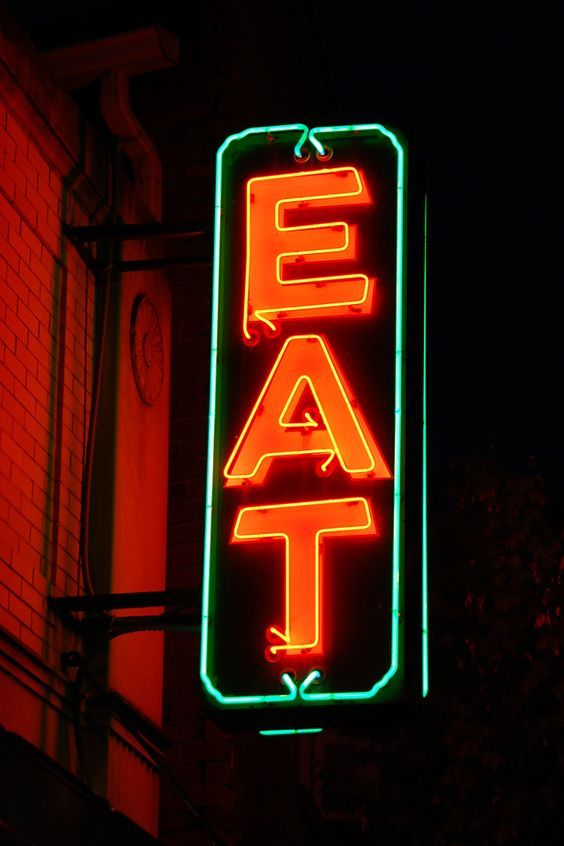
<box><xmin>1</xmin><ymin>6</ymin><xmax>173</xmax><ymax>842</ymax></box>
<box><xmin>1</xmin><ymin>3</ymin><xmax>334</xmax><ymax>844</ymax></box>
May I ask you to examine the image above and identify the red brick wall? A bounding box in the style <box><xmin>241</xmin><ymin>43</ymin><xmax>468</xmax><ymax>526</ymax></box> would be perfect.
<box><xmin>1</xmin><ymin>10</ymin><xmax>169</xmax><ymax>837</ymax></box>
<box><xmin>0</xmin><ymin>97</ymin><xmax>92</xmax><ymax>655</ymax></box>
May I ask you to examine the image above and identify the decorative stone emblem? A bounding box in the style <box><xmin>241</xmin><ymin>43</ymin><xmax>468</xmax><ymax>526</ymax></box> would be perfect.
<box><xmin>130</xmin><ymin>295</ymin><xmax>164</xmax><ymax>406</ymax></box>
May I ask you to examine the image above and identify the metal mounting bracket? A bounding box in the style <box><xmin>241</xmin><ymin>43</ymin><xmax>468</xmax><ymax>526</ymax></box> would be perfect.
<box><xmin>64</xmin><ymin>222</ymin><xmax>211</xmax><ymax>272</ymax></box>
<box><xmin>49</xmin><ymin>588</ymin><xmax>201</xmax><ymax>636</ymax></box>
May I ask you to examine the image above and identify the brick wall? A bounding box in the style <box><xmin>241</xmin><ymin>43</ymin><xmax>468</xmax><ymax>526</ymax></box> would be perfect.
<box><xmin>1</xmin><ymin>8</ymin><xmax>169</xmax><ymax>838</ymax></box>
<box><xmin>0</xmin><ymin>85</ymin><xmax>94</xmax><ymax>671</ymax></box>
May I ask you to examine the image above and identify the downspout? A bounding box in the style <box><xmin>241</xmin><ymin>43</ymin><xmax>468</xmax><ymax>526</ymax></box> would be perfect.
<box><xmin>43</xmin><ymin>26</ymin><xmax>178</xmax><ymax>220</ymax></box>
<box><xmin>100</xmin><ymin>69</ymin><xmax>162</xmax><ymax>221</ymax></box>
<box><xmin>79</xmin><ymin>70</ymin><xmax>164</xmax><ymax>593</ymax></box>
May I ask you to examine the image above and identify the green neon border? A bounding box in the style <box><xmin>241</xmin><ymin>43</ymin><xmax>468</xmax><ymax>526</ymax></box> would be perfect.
<box><xmin>259</xmin><ymin>728</ymin><xmax>323</xmax><ymax>736</ymax></box>
<box><xmin>201</xmin><ymin>124</ymin><xmax>406</xmax><ymax>706</ymax></box>
<box><xmin>422</xmin><ymin>195</ymin><xmax>429</xmax><ymax>697</ymax></box>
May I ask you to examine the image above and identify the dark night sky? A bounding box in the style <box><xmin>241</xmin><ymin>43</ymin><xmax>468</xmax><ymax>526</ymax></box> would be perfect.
<box><xmin>11</xmin><ymin>0</ymin><xmax>563</xmax><ymax>496</ymax></box>
<box><xmin>316</xmin><ymin>7</ymin><xmax>563</xmax><ymax>497</ymax></box>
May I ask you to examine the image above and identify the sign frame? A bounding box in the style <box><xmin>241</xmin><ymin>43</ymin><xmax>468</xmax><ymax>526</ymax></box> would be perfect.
<box><xmin>200</xmin><ymin>123</ymin><xmax>425</xmax><ymax>721</ymax></box>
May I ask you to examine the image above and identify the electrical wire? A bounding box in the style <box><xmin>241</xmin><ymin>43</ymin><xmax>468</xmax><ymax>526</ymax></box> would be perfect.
<box><xmin>78</xmin><ymin>140</ymin><xmax>121</xmax><ymax>596</ymax></box>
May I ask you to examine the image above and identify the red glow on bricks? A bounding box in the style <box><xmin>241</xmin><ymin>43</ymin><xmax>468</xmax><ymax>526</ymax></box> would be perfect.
<box><xmin>1</xmin><ymin>70</ymin><xmax>168</xmax><ymax>834</ymax></box>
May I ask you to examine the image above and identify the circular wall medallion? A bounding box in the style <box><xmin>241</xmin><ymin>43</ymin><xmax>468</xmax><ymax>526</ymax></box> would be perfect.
<box><xmin>130</xmin><ymin>295</ymin><xmax>164</xmax><ymax>406</ymax></box>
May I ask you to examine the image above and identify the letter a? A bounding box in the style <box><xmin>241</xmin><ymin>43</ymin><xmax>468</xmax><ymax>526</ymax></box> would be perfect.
<box><xmin>224</xmin><ymin>335</ymin><xmax>391</xmax><ymax>486</ymax></box>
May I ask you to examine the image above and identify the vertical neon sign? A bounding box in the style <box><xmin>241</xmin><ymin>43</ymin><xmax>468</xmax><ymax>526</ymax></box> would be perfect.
<box><xmin>201</xmin><ymin>125</ymin><xmax>425</xmax><ymax>724</ymax></box>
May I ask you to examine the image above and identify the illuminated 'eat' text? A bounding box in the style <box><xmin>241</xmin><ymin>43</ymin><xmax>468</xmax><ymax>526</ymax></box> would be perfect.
<box><xmin>244</xmin><ymin>167</ymin><xmax>375</xmax><ymax>340</ymax></box>
<box><xmin>224</xmin><ymin>334</ymin><xmax>391</xmax><ymax>486</ymax></box>
<box><xmin>232</xmin><ymin>497</ymin><xmax>378</xmax><ymax>657</ymax></box>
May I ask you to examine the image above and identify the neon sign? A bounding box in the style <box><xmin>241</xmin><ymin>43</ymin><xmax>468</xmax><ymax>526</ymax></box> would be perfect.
<box><xmin>201</xmin><ymin>125</ymin><xmax>427</xmax><ymax>726</ymax></box>
<box><xmin>244</xmin><ymin>167</ymin><xmax>374</xmax><ymax>340</ymax></box>
<box><xmin>224</xmin><ymin>334</ymin><xmax>391</xmax><ymax>486</ymax></box>
<box><xmin>232</xmin><ymin>497</ymin><xmax>377</xmax><ymax>658</ymax></box>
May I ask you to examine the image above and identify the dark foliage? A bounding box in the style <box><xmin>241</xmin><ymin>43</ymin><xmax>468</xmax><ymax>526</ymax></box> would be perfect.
<box><xmin>320</xmin><ymin>459</ymin><xmax>564</xmax><ymax>845</ymax></box>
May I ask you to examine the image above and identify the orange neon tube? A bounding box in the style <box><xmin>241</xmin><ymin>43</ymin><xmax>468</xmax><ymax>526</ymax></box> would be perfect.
<box><xmin>244</xmin><ymin>167</ymin><xmax>375</xmax><ymax>339</ymax></box>
<box><xmin>224</xmin><ymin>334</ymin><xmax>391</xmax><ymax>486</ymax></box>
<box><xmin>231</xmin><ymin>497</ymin><xmax>378</xmax><ymax>658</ymax></box>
